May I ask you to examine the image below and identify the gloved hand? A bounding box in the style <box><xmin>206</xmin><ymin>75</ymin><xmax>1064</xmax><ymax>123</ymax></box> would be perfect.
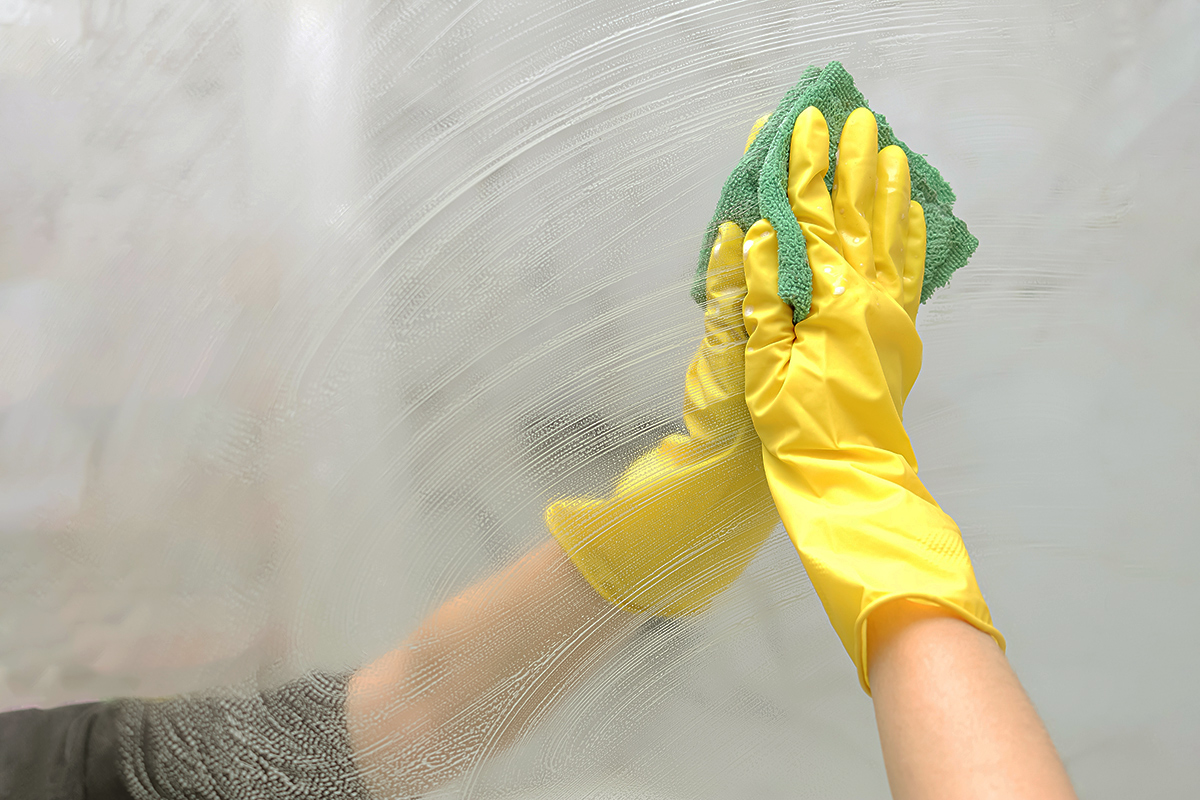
<box><xmin>741</xmin><ymin>106</ymin><xmax>1004</xmax><ymax>693</ymax></box>
<box><xmin>546</xmin><ymin>123</ymin><xmax>778</xmax><ymax>616</ymax></box>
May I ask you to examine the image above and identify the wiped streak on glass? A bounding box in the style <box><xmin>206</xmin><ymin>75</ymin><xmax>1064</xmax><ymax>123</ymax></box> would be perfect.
<box><xmin>0</xmin><ymin>0</ymin><xmax>1196</xmax><ymax>797</ymax></box>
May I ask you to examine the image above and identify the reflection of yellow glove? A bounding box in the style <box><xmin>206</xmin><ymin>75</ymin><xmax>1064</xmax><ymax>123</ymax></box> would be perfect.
<box><xmin>547</xmin><ymin>123</ymin><xmax>777</xmax><ymax>616</ymax></box>
<box><xmin>742</xmin><ymin>106</ymin><xmax>1004</xmax><ymax>693</ymax></box>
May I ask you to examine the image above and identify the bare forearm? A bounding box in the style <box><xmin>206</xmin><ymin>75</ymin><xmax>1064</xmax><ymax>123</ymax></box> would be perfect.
<box><xmin>344</xmin><ymin>540</ymin><xmax>635</xmax><ymax>797</ymax></box>
<box><xmin>867</xmin><ymin>600</ymin><xmax>1076</xmax><ymax>800</ymax></box>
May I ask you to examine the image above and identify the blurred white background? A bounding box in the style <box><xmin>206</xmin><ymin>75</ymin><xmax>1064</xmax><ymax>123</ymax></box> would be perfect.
<box><xmin>1</xmin><ymin>0</ymin><xmax>1197</xmax><ymax>796</ymax></box>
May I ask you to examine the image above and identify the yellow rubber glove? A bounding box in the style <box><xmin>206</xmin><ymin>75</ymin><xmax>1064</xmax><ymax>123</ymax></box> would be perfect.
<box><xmin>546</xmin><ymin>123</ymin><xmax>778</xmax><ymax>616</ymax></box>
<box><xmin>742</xmin><ymin>106</ymin><xmax>1004</xmax><ymax>693</ymax></box>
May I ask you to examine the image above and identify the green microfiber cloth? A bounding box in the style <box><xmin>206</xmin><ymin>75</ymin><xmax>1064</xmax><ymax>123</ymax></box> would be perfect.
<box><xmin>692</xmin><ymin>61</ymin><xmax>978</xmax><ymax>321</ymax></box>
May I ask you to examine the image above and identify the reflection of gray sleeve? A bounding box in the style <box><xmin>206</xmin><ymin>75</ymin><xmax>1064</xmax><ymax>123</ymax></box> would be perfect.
<box><xmin>0</xmin><ymin>700</ymin><xmax>130</xmax><ymax>799</ymax></box>
<box><xmin>116</xmin><ymin>672</ymin><xmax>371</xmax><ymax>800</ymax></box>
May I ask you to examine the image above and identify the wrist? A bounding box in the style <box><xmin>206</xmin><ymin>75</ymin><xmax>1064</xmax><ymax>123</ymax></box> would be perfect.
<box><xmin>865</xmin><ymin>598</ymin><xmax>1002</xmax><ymax>694</ymax></box>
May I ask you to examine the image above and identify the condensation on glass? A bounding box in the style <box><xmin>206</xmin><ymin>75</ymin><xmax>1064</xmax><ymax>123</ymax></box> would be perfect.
<box><xmin>0</xmin><ymin>1</ymin><xmax>1197</xmax><ymax>797</ymax></box>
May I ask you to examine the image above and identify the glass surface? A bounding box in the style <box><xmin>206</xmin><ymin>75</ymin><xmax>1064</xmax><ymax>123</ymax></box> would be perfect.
<box><xmin>1</xmin><ymin>0</ymin><xmax>1197</xmax><ymax>796</ymax></box>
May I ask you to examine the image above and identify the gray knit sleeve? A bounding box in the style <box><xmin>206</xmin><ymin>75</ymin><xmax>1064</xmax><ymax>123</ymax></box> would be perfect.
<box><xmin>114</xmin><ymin>672</ymin><xmax>372</xmax><ymax>800</ymax></box>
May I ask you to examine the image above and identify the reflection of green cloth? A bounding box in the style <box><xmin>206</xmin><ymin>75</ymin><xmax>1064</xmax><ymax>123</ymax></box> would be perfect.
<box><xmin>693</xmin><ymin>62</ymin><xmax>978</xmax><ymax>322</ymax></box>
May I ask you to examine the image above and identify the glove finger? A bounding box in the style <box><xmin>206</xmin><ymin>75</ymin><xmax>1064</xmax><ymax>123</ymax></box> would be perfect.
<box><xmin>685</xmin><ymin>223</ymin><xmax>749</xmax><ymax>440</ymax></box>
<box><xmin>742</xmin><ymin>220</ymin><xmax>794</xmax><ymax>377</ymax></box>
<box><xmin>787</xmin><ymin>106</ymin><xmax>851</xmax><ymax>316</ymax></box>
<box><xmin>705</xmin><ymin>221</ymin><xmax>747</xmax><ymax>304</ymax></box>
<box><xmin>745</xmin><ymin>113</ymin><xmax>770</xmax><ymax>154</ymax></box>
<box><xmin>901</xmin><ymin>200</ymin><xmax>927</xmax><ymax>322</ymax></box>
<box><xmin>703</xmin><ymin>221</ymin><xmax>748</xmax><ymax>349</ymax></box>
<box><xmin>832</xmin><ymin>107</ymin><xmax>879</xmax><ymax>280</ymax></box>
<box><xmin>696</xmin><ymin>112</ymin><xmax>763</xmax><ymax>347</ymax></box>
<box><xmin>787</xmin><ymin>106</ymin><xmax>840</xmax><ymax>256</ymax></box>
<box><xmin>872</xmin><ymin>145</ymin><xmax>911</xmax><ymax>305</ymax></box>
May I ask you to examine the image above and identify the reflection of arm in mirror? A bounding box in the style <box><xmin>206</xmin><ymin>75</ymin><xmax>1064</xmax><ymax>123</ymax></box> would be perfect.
<box><xmin>345</xmin><ymin>539</ymin><xmax>635</xmax><ymax>797</ymax></box>
<box><xmin>0</xmin><ymin>206</ymin><xmax>777</xmax><ymax>797</ymax></box>
<box><xmin>344</xmin><ymin>193</ymin><xmax>781</xmax><ymax>794</ymax></box>
<box><xmin>0</xmin><ymin>142</ymin><xmax>779</xmax><ymax>797</ymax></box>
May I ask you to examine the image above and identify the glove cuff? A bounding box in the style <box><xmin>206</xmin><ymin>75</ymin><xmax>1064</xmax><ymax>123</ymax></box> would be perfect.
<box><xmin>547</xmin><ymin>436</ymin><xmax>775</xmax><ymax>616</ymax></box>
<box><xmin>765</xmin><ymin>450</ymin><xmax>1004</xmax><ymax>694</ymax></box>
